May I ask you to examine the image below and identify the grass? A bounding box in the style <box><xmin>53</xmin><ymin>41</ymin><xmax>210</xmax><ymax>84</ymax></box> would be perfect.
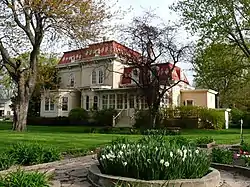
<box><xmin>0</xmin><ymin>122</ymin><xmax>248</xmax><ymax>155</ymax></box>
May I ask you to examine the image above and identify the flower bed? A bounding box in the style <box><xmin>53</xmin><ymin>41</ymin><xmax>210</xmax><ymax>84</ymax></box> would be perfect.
<box><xmin>97</xmin><ymin>136</ymin><xmax>212</xmax><ymax>181</ymax></box>
<box><xmin>195</xmin><ymin>136</ymin><xmax>215</xmax><ymax>148</ymax></box>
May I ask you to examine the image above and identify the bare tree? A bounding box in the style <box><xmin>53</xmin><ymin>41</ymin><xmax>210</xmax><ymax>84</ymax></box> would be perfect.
<box><xmin>0</xmin><ymin>0</ymin><xmax>115</xmax><ymax>131</ymax></box>
<box><xmin>116</xmin><ymin>13</ymin><xmax>192</xmax><ymax>128</ymax></box>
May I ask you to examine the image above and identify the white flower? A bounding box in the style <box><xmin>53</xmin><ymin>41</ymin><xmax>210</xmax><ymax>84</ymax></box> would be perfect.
<box><xmin>177</xmin><ymin>149</ymin><xmax>183</xmax><ymax>157</ymax></box>
<box><xmin>164</xmin><ymin>161</ymin><xmax>169</xmax><ymax>167</ymax></box>
<box><xmin>137</xmin><ymin>144</ymin><xmax>140</xmax><ymax>148</ymax></box>
<box><xmin>122</xmin><ymin>144</ymin><xmax>126</xmax><ymax>149</ymax></box>
<box><xmin>138</xmin><ymin>149</ymin><xmax>141</xmax><ymax>152</ymax></box>
<box><xmin>118</xmin><ymin>151</ymin><xmax>123</xmax><ymax>156</ymax></box>
<box><xmin>147</xmin><ymin>159</ymin><xmax>151</xmax><ymax>163</ymax></box>
<box><xmin>170</xmin><ymin>151</ymin><xmax>173</xmax><ymax>158</ymax></box>
<box><xmin>160</xmin><ymin>159</ymin><xmax>164</xmax><ymax>164</ymax></box>
<box><xmin>183</xmin><ymin>149</ymin><xmax>187</xmax><ymax>155</ymax></box>
<box><xmin>195</xmin><ymin>150</ymin><xmax>199</xmax><ymax>154</ymax></box>
<box><xmin>123</xmin><ymin>162</ymin><xmax>127</xmax><ymax>166</ymax></box>
<box><xmin>189</xmin><ymin>153</ymin><xmax>192</xmax><ymax>157</ymax></box>
<box><xmin>102</xmin><ymin>155</ymin><xmax>106</xmax><ymax>159</ymax></box>
<box><xmin>155</xmin><ymin>147</ymin><xmax>158</xmax><ymax>151</ymax></box>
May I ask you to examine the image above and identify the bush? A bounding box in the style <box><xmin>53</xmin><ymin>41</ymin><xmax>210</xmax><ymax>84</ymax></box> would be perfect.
<box><xmin>0</xmin><ymin>153</ymin><xmax>15</xmax><ymax>171</ymax></box>
<box><xmin>212</xmin><ymin>148</ymin><xmax>233</xmax><ymax>164</ymax></box>
<box><xmin>195</xmin><ymin>136</ymin><xmax>214</xmax><ymax>145</ymax></box>
<box><xmin>93</xmin><ymin>109</ymin><xmax>117</xmax><ymax>126</ymax></box>
<box><xmin>27</xmin><ymin>117</ymin><xmax>70</xmax><ymax>126</ymax></box>
<box><xmin>98</xmin><ymin>136</ymin><xmax>211</xmax><ymax>180</ymax></box>
<box><xmin>169</xmin><ymin>136</ymin><xmax>193</xmax><ymax>146</ymax></box>
<box><xmin>0</xmin><ymin>169</ymin><xmax>51</xmax><ymax>187</ymax></box>
<box><xmin>198</xmin><ymin>108</ymin><xmax>225</xmax><ymax>129</ymax></box>
<box><xmin>69</xmin><ymin>108</ymin><xmax>89</xmax><ymax>122</ymax></box>
<box><xmin>142</xmin><ymin>129</ymin><xmax>181</xmax><ymax>136</ymax></box>
<box><xmin>231</xmin><ymin>108</ymin><xmax>244</xmax><ymax>125</ymax></box>
<box><xmin>7</xmin><ymin>142</ymin><xmax>61</xmax><ymax>165</ymax></box>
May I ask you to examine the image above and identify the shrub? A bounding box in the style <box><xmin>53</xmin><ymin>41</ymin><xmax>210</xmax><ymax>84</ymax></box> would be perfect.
<box><xmin>98</xmin><ymin>136</ymin><xmax>211</xmax><ymax>180</ymax></box>
<box><xmin>195</xmin><ymin>136</ymin><xmax>214</xmax><ymax>145</ymax></box>
<box><xmin>69</xmin><ymin>108</ymin><xmax>89</xmax><ymax>122</ymax></box>
<box><xmin>134</xmin><ymin>110</ymin><xmax>163</xmax><ymax>129</ymax></box>
<box><xmin>7</xmin><ymin>142</ymin><xmax>61</xmax><ymax>165</ymax></box>
<box><xmin>212</xmin><ymin>148</ymin><xmax>233</xmax><ymax>164</ymax></box>
<box><xmin>169</xmin><ymin>136</ymin><xmax>192</xmax><ymax>146</ymax></box>
<box><xmin>230</xmin><ymin>108</ymin><xmax>244</xmax><ymax>125</ymax></box>
<box><xmin>0</xmin><ymin>153</ymin><xmax>15</xmax><ymax>171</ymax></box>
<box><xmin>0</xmin><ymin>169</ymin><xmax>51</xmax><ymax>187</ymax></box>
<box><xmin>142</xmin><ymin>129</ymin><xmax>180</xmax><ymax>136</ymax></box>
<box><xmin>198</xmin><ymin>108</ymin><xmax>225</xmax><ymax>129</ymax></box>
<box><xmin>240</xmin><ymin>142</ymin><xmax>250</xmax><ymax>152</ymax></box>
<box><xmin>93</xmin><ymin>109</ymin><xmax>117</xmax><ymax>126</ymax></box>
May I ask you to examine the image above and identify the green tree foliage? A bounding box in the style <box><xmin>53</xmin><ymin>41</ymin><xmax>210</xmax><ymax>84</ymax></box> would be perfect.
<box><xmin>193</xmin><ymin>43</ymin><xmax>250</xmax><ymax>107</ymax></box>
<box><xmin>0</xmin><ymin>0</ymin><xmax>114</xmax><ymax>131</ymax></box>
<box><xmin>171</xmin><ymin>0</ymin><xmax>250</xmax><ymax>58</ymax></box>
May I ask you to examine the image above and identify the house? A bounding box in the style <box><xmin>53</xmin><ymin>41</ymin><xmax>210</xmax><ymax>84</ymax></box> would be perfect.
<box><xmin>0</xmin><ymin>99</ymin><xmax>13</xmax><ymax>119</ymax></box>
<box><xmin>40</xmin><ymin>41</ymin><xmax>218</xmax><ymax>126</ymax></box>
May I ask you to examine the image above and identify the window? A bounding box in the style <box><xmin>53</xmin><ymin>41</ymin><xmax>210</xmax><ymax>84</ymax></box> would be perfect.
<box><xmin>86</xmin><ymin>96</ymin><xmax>89</xmax><ymax>110</ymax></box>
<box><xmin>93</xmin><ymin>96</ymin><xmax>98</xmax><ymax>110</ymax></box>
<box><xmin>129</xmin><ymin>95</ymin><xmax>134</xmax><ymax>108</ymax></box>
<box><xmin>117</xmin><ymin>94</ymin><xmax>123</xmax><ymax>109</ymax></box>
<box><xmin>45</xmin><ymin>97</ymin><xmax>55</xmax><ymax>111</ymax></box>
<box><xmin>186</xmin><ymin>100</ymin><xmax>194</xmax><ymax>106</ymax></box>
<box><xmin>109</xmin><ymin>94</ymin><xmax>115</xmax><ymax>109</ymax></box>
<box><xmin>136</xmin><ymin>96</ymin><xmax>140</xmax><ymax>109</ymax></box>
<box><xmin>50</xmin><ymin>100</ymin><xmax>54</xmax><ymax>111</ymax></box>
<box><xmin>69</xmin><ymin>73</ymin><xmax>75</xmax><ymax>87</ymax></box>
<box><xmin>7</xmin><ymin>111</ymin><xmax>10</xmax><ymax>116</ymax></box>
<box><xmin>62</xmin><ymin>97</ymin><xmax>68</xmax><ymax>111</ymax></box>
<box><xmin>98</xmin><ymin>70</ymin><xmax>104</xmax><ymax>84</ymax></box>
<box><xmin>45</xmin><ymin>97</ymin><xmax>49</xmax><ymax>111</ymax></box>
<box><xmin>102</xmin><ymin>95</ymin><xmax>108</xmax><ymax>109</ymax></box>
<box><xmin>92</xmin><ymin>70</ymin><xmax>97</xmax><ymax>84</ymax></box>
<box><xmin>124</xmin><ymin>94</ymin><xmax>128</xmax><ymax>109</ymax></box>
<box><xmin>141</xmin><ymin>97</ymin><xmax>148</xmax><ymax>109</ymax></box>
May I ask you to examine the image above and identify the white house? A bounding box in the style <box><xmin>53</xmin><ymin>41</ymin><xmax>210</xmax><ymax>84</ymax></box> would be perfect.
<box><xmin>0</xmin><ymin>99</ymin><xmax>13</xmax><ymax>118</ymax></box>
<box><xmin>40</xmin><ymin>41</ymin><xmax>218</xmax><ymax>126</ymax></box>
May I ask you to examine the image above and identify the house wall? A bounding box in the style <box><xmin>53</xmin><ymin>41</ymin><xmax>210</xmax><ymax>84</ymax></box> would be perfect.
<box><xmin>112</xmin><ymin>60</ymin><xmax>124</xmax><ymax>89</ymax></box>
<box><xmin>207</xmin><ymin>92</ymin><xmax>216</xmax><ymax>109</ymax></box>
<box><xmin>58</xmin><ymin>66</ymin><xmax>81</xmax><ymax>88</ymax></box>
<box><xmin>180</xmin><ymin>91</ymin><xmax>208</xmax><ymax>107</ymax></box>
<box><xmin>40</xmin><ymin>91</ymin><xmax>80</xmax><ymax>117</ymax></box>
<box><xmin>0</xmin><ymin>100</ymin><xmax>13</xmax><ymax>117</ymax></box>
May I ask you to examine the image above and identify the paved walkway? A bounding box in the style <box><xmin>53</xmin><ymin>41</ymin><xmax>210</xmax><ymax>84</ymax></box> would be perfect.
<box><xmin>49</xmin><ymin>155</ymin><xmax>250</xmax><ymax>187</ymax></box>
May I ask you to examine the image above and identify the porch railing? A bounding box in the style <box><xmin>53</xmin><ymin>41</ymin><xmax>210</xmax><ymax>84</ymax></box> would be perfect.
<box><xmin>113</xmin><ymin>109</ymin><xmax>125</xmax><ymax>127</ymax></box>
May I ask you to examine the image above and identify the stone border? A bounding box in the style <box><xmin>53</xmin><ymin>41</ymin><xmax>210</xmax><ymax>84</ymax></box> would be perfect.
<box><xmin>198</xmin><ymin>141</ymin><xmax>216</xmax><ymax>149</ymax></box>
<box><xmin>0</xmin><ymin>155</ymin><xmax>96</xmax><ymax>176</ymax></box>
<box><xmin>88</xmin><ymin>163</ymin><xmax>221</xmax><ymax>187</ymax></box>
<box><xmin>212</xmin><ymin>162</ymin><xmax>250</xmax><ymax>178</ymax></box>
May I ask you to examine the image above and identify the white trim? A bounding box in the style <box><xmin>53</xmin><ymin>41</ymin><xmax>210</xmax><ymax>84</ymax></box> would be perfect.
<box><xmin>181</xmin><ymin>89</ymin><xmax>218</xmax><ymax>95</ymax></box>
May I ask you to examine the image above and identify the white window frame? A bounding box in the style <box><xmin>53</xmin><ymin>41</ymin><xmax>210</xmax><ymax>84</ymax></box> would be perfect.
<box><xmin>102</xmin><ymin>95</ymin><xmax>108</xmax><ymax>109</ymax></box>
<box><xmin>93</xmin><ymin>96</ymin><xmax>98</xmax><ymax>110</ymax></box>
<box><xmin>62</xmin><ymin>97</ymin><xmax>68</xmax><ymax>111</ymax></box>
<box><xmin>69</xmin><ymin>73</ymin><xmax>75</xmax><ymax>87</ymax></box>
<box><xmin>91</xmin><ymin>70</ymin><xmax>97</xmax><ymax>84</ymax></box>
<box><xmin>109</xmin><ymin>94</ymin><xmax>115</xmax><ymax>109</ymax></box>
<box><xmin>98</xmin><ymin>69</ymin><xmax>104</xmax><ymax>84</ymax></box>
<box><xmin>186</xmin><ymin>100</ymin><xmax>194</xmax><ymax>106</ymax></box>
<box><xmin>44</xmin><ymin>97</ymin><xmax>55</xmax><ymax>111</ymax></box>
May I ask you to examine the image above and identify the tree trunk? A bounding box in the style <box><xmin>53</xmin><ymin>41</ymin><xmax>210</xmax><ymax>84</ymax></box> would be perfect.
<box><xmin>12</xmin><ymin>74</ymin><xmax>33</xmax><ymax>131</ymax></box>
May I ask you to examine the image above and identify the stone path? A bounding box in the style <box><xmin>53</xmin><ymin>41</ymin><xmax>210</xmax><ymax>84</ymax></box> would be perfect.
<box><xmin>48</xmin><ymin>155</ymin><xmax>250</xmax><ymax>187</ymax></box>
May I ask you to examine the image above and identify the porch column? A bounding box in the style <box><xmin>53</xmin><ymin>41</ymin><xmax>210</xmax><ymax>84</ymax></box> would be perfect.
<box><xmin>107</xmin><ymin>94</ymin><xmax>110</xmax><ymax>109</ymax></box>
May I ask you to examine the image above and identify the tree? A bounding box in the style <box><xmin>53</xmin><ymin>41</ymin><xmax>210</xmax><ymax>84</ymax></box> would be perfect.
<box><xmin>0</xmin><ymin>0</ymin><xmax>114</xmax><ymax>131</ymax></box>
<box><xmin>113</xmin><ymin>13</ymin><xmax>191</xmax><ymax>128</ymax></box>
<box><xmin>171</xmin><ymin>0</ymin><xmax>250</xmax><ymax>59</ymax></box>
<box><xmin>193</xmin><ymin>43</ymin><xmax>250</xmax><ymax>107</ymax></box>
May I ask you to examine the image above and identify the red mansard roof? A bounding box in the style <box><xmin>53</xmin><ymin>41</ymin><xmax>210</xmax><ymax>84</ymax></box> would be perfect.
<box><xmin>58</xmin><ymin>40</ymin><xmax>140</xmax><ymax>64</ymax></box>
<box><xmin>120</xmin><ymin>63</ymin><xmax>189</xmax><ymax>85</ymax></box>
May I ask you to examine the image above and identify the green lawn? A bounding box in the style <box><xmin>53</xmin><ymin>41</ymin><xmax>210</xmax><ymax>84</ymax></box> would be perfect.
<box><xmin>0</xmin><ymin>122</ymin><xmax>248</xmax><ymax>155</ymax></box>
